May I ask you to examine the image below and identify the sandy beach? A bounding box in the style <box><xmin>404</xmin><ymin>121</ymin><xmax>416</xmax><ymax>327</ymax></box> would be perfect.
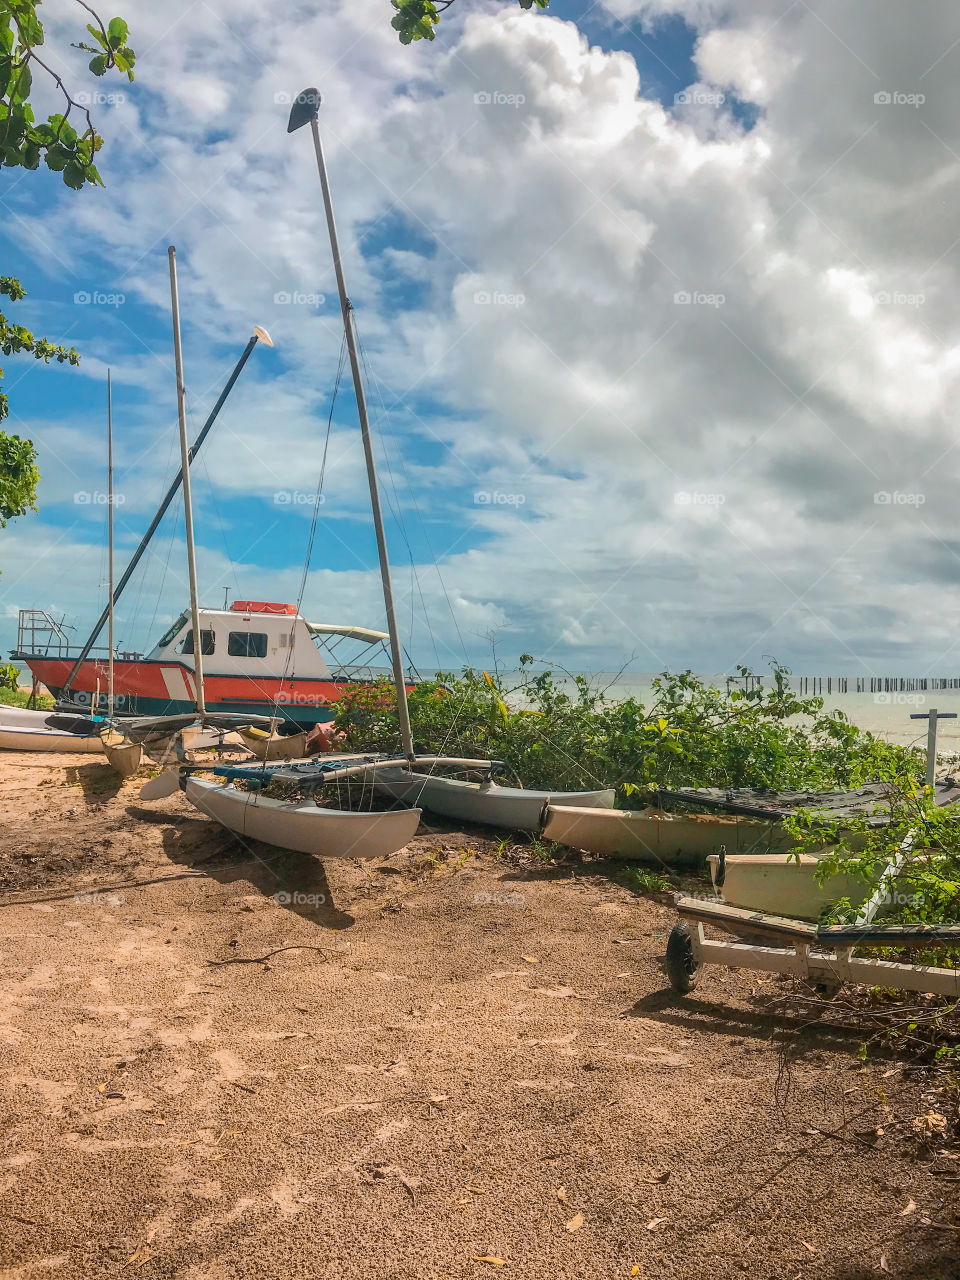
<box><xmin>1</xmin><ymin>750</ymin><xmax>958</xmax><ymax>1279</ymax></box>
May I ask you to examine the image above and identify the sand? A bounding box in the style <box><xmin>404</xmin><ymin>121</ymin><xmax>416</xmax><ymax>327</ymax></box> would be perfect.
<box><xmin>1</xmin><ymin>751</ymin><xmax>958</xmax><ymax>1279</ymax></box>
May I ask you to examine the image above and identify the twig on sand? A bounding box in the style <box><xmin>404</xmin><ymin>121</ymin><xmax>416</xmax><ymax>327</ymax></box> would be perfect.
<box><xmin>206</xmin><ymin>945</ymin><xmax>330</xmax><ymax>966</ymax></box>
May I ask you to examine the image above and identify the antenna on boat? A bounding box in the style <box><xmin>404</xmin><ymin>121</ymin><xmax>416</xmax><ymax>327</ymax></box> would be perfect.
<box><xmin>288</xmin><ymin>86</ymin><xmax>415</xmax><ymax>762</ymax></box>
<box><xmin>167</xmin><ymin>246</ymin><xmax>206</xmax><ymax>718</ymax></box>
<box><xmin>106</xmin><ymin>368</ymin><xmax>114</xmax><ymax>721</ymax></box>
<box><xmin>61</xmin><ymin>323</ymin><xmax>274</xmax><ymax>699</ymax></box>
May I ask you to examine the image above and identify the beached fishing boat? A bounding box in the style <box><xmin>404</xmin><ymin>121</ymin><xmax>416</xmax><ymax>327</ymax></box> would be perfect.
<box><xmin>237</xmin><ymin>724</ymin><xmax>310</xmax><ymax>761</ymax></box>
<box><xmin>373</xmin><ymin>767</ymin><xmax>614</xmax><ymax>829</ymax></box>
<box><xmin>15</xmin><ymin>604</ymin><xmax>413</xmax><ymax>726</ymax></box>
<box><xmin>542</xmin><ymin>803</ymin><xmax>794</xmax><ymax>864</ymax></box>
<box><xmin>0</xmin><ymin>706</ymin><xmax>103</xmax><ymax>753</ymax></box>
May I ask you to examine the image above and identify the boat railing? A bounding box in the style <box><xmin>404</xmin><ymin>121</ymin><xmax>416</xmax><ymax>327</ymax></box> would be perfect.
<box><xmin>13</xmin><ymin>609</ymin><xmax>142</xmax><ymax>661</ymax></box>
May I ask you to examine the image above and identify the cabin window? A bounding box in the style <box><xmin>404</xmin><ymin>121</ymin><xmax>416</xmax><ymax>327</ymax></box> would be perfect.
<box><xmin>228</xmin><ymin>631</ymin><xmax>268</xmax><ymax>658</ymax></box>
<box><xmin>178</xmin><ymin>629</ymin><xmax>215</xmax><ymax>656</ymax></box>
<box><xmin>156</xmin><ymin>612</ymin><xmax>188</xmax><ymax>649</ymax></box>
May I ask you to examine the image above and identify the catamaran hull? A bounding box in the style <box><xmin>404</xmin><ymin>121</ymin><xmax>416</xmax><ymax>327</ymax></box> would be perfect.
<box><xmin>0</xmin><ymin>708</ymin><xmax>103</xmax><ymax>753</ymax></box>
<box><xmin>372</xmin><ymin>769</ymin><xmax>615</xmax><ymax>829</ymax></box>
<box><xmin>543</xmin><ymin>804</ymin><xmax>795</xmax><ymax>864</ymax></box>
<box><xmin>0</xmin><ymin>726</ymin><xmax>103</xmax><ymax>753</ymax></box>
<box><xmin>185</xmin><ymin>776</ymin><xmax>422</xmax><ymax>858</ymax></box>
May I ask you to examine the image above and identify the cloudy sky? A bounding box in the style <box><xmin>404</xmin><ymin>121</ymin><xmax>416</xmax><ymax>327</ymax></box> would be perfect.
<box><xmin>2</xmin><ymin>0</ymin><xmax>959</xmax><ymax>678</ymax></box>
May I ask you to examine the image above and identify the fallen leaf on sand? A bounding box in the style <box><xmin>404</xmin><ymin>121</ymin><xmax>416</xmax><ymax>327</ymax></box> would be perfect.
<box><xmin>522</xmin><ymin>956</ymin><xmax>540</xmax><ymax>964</ymax></box>
<box><xmin>429</xmin><ymin>1094</ymin><xmax>450</xmax><ymax>1103</ymax></box>
<box><xmin>913</xmin><ymin>1111</ymin><xmax>948</xmax><ymax>1136</ymax></box>
<box><xmin>126</xmin><ymin>1248</ymin><xmax>156</xmax><ymax>1267</ymax></box>
<box><xmin>901</xmin><ymin>1199</ymin><xmax>917</xmax><ymax>1216</ymax></box>
<box><xmin>631</xmin><ymin>1268</ymin><xmax>640</xmax><ymax>1276</ymax></box>
<box><xmin>97</xmin><ymin>1083</ymin><xmax>107</xmax><ymax>1093</ymax></box>
<box><xmin>645</xmin><ymin>1170</ymin><xmax>671</xmax><ymax>1184</ymax></box>
<box><xmin>154</xmin><ymin>1117</ymin><xmax>165</xmax><ymax>1125</ymax></box>
<box><xmin>879</xmin><ymin>1254</ymin><xmax>890</xmax><ymax>1273</ymax></box>
<box><xmin>801</xmin><ymin>1241</ymin><xmax>817</xmax><ymax>1254</ymax></box>
<box><xmin>556</xmin><ymin>1186</ymin><xmax>568</xmax><ymax>1204</ymax></box>
<box><xmin>472</xmin><ymin>1256</ymin><xmax>506</xmax><ymax>1267</ymax></box>
<box><xmin>566</xmin><ymin>1212</ymin><xmax>584</xmax><ymax>1232</ymax></box>
<box><xmin>646</xmin><ymin>1218</ymin><xmax>667</xmax><ymax>1231</ymax></box>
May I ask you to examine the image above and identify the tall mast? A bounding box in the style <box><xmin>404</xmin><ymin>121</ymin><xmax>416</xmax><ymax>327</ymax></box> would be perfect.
<box><xmin>288</xmin><ymin>87</ymin><xmax>415</xmax><ymax>761</ymax></box>
<box><xmin>106</xmin><ymin>368</ymin><xmax>114</xmax><ymax>720</ymax></box>
<box><xmin>61</xmin><ymin>325</ymin><xmax>271</xmax><ymax>698</ymax></box>
<box><xmin>167</xmin><ymin>246</ymin><xmax>206</xmax><ymax>717</ymax></box>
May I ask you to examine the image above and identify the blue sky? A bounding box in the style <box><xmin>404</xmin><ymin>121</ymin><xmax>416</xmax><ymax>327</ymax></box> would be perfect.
<box><xmin>3</xmin><ymin>0</ymin><xmax>960</xmax><ymax>678</ymax></box>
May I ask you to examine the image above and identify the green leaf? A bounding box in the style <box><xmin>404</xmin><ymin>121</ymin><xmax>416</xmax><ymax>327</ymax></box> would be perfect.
<box><xmin>88</xmin><ymin>53</ymin><xmax>108</xmax><ymax>75</ymax></box>
<box><xmin>62</xmin><ymin>161</ymin><xmax>86</xmax><ymax>190</ymax></box>
<box><xmin>85</xmin><ymin>23</ymin><xmax>108</xmax><ymax>51</ymax></box>
<box><xmin>107</xmin><ymin>17</ymin><xmax>128</xmax><ymax>47</ymax></box>
<box><xmin>43</xmin><ymin>143</ymin><xmax>68</xmax><ymax>171</ymax></box>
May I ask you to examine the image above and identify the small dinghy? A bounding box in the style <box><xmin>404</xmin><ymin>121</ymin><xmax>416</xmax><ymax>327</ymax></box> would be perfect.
<box><xmin>707</xmin><ymin>852</ymin><xmax>872</xmax><ymax>921</ymax></box>
<box><xmin>237</xmin><ymin>725</ymin><xmax>309</xmax><ymax>761</ymax></box>
<box><xmin>543</xmin><ymin>804</ymin><xmax>794</xmax><ymax>864</ymax></box>
<box><xmin>0</xmin><ymin>706</ymin><xmax>103</xmax><ymax>753</ymax></box>
<box><xmin>100</xmin><ymin>729</ymin><xmax>143</xmax><ymax>777</ymax></box>
<box><xmin>372</xmin><ymin>767</ymin><xmax>614</xmax><ymax>829</ymax></box>
<box><xmin>185</xmin><ymin>775</ymin><xmax>421</xmax><ymax>858</ymax></box>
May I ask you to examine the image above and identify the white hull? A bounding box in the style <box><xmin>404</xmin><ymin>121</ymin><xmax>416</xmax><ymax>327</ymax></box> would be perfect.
<box><xmin>0</xmin><ymin>725</ymin><xmax>103</xmax><ymax>753</ymax></box>
<box><xmin>543</xmin><ymin>804</ymin><xmax>794</xmax><ymax>864</ymax></box>
<box><xmin>372</xmin><ymin>767</ymin><xmax>615</xmax><ymax>829</ymax></box>
<box><xmin>185</xmin><ymin>776</ymin><xmax>421</xmax><ymax>858</ymax></box>
<box><xmin>708</xmin><ymin>852</ymin><xmax>873</xmax><ymax>921</ymax></box>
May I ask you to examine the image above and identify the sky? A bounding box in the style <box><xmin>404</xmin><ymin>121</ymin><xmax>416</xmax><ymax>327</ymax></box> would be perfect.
<box><xmin>2</xmin><ymin>0</ymin><xmax>960</xmax><ymax>680</ymax></box>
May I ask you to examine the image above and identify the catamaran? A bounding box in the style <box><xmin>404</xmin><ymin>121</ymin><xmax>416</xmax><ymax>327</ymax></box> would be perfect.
<box><xmin>141</xmin><ymin>87</ymin><xmax>614</xmax><ymax>854</ymax></box>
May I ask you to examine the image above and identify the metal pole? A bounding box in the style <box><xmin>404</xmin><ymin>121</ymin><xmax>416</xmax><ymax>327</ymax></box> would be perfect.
<box><xmin>107</xmin><ymin>368</ymin><xmax>114</xmax><ymax>720</ymax></box>
<box><xmin>167</xmin><ymin>246</ymin><xmax>206</xmax><ymax>716</ymax></box>
<box><xmin>290</xmin><ymin>88</ymin><xmax>414</xmax><ymax>760</ymax></box>
<box><xmin>926</xmin><ymin>707</ymin><xmax>938</xmax><ymax>788</ymax></box>
<box><xmin>60</xmin><ymin>328</ymin><xmax>271</xmax><ymax>696</ymax></box>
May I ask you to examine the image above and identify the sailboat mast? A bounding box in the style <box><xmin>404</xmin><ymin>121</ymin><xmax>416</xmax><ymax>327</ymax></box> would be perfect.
<box><xmin>167</xmin><ymin>246</ymin><xmax>206</xmax><ymax>717</ymax></box>
<box><xmin>106</xmin><ymin>369</ymin><xmax>114</xmax><ymax>720</ymax></box>
<box><xmin>289</xmin><ymin>88</ymin><xmax>415</xmax><ymax>761</ymax></box>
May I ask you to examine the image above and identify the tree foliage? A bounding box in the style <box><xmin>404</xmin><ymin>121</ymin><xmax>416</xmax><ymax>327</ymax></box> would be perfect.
<box><xmin>1</xmin><ymin>0</ymin><xmax>134</xmax><ymax>189</ymax></box>
<box><xmin>391</xmin><ymin>0</ymin><xmax>550</xmax><ymax>44</ymax></box>
<box><xmin>0</xmin><ymin>428</ymin><xmax>39</xmax><ymax>526</ymax></box>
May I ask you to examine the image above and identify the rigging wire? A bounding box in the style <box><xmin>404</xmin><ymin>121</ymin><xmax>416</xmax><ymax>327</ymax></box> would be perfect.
<box><xmin>353</xmin><ymin>321</ymin><xmax>462</xmax><ymax>670</ymax></box>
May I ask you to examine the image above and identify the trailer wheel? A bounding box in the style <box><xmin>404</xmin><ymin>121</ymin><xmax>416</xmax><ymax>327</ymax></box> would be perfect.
<box><xmin>665</xmin><ymin>921</ymin><xmax>700</xmax><ymax>994</ymax></box>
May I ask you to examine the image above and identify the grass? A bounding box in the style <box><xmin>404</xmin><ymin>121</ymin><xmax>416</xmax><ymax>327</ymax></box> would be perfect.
<box><xmin>0</xmin><ymin>686</ymin><xmax>54</xmax><ymax>709</ymax></box>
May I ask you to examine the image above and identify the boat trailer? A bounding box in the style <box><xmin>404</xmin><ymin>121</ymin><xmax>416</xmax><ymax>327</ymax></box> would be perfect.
<box><xmin>666</xmin><ymin>897</ymin><xmax>960</xmax><ymax>998</ymax></box>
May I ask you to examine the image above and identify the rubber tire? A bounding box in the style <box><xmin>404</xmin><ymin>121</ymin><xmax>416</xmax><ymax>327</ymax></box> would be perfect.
<box><xmin>665</xmin><ymin>920</ymin><xmax>701</xmax><ymax>994</ymax></box>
